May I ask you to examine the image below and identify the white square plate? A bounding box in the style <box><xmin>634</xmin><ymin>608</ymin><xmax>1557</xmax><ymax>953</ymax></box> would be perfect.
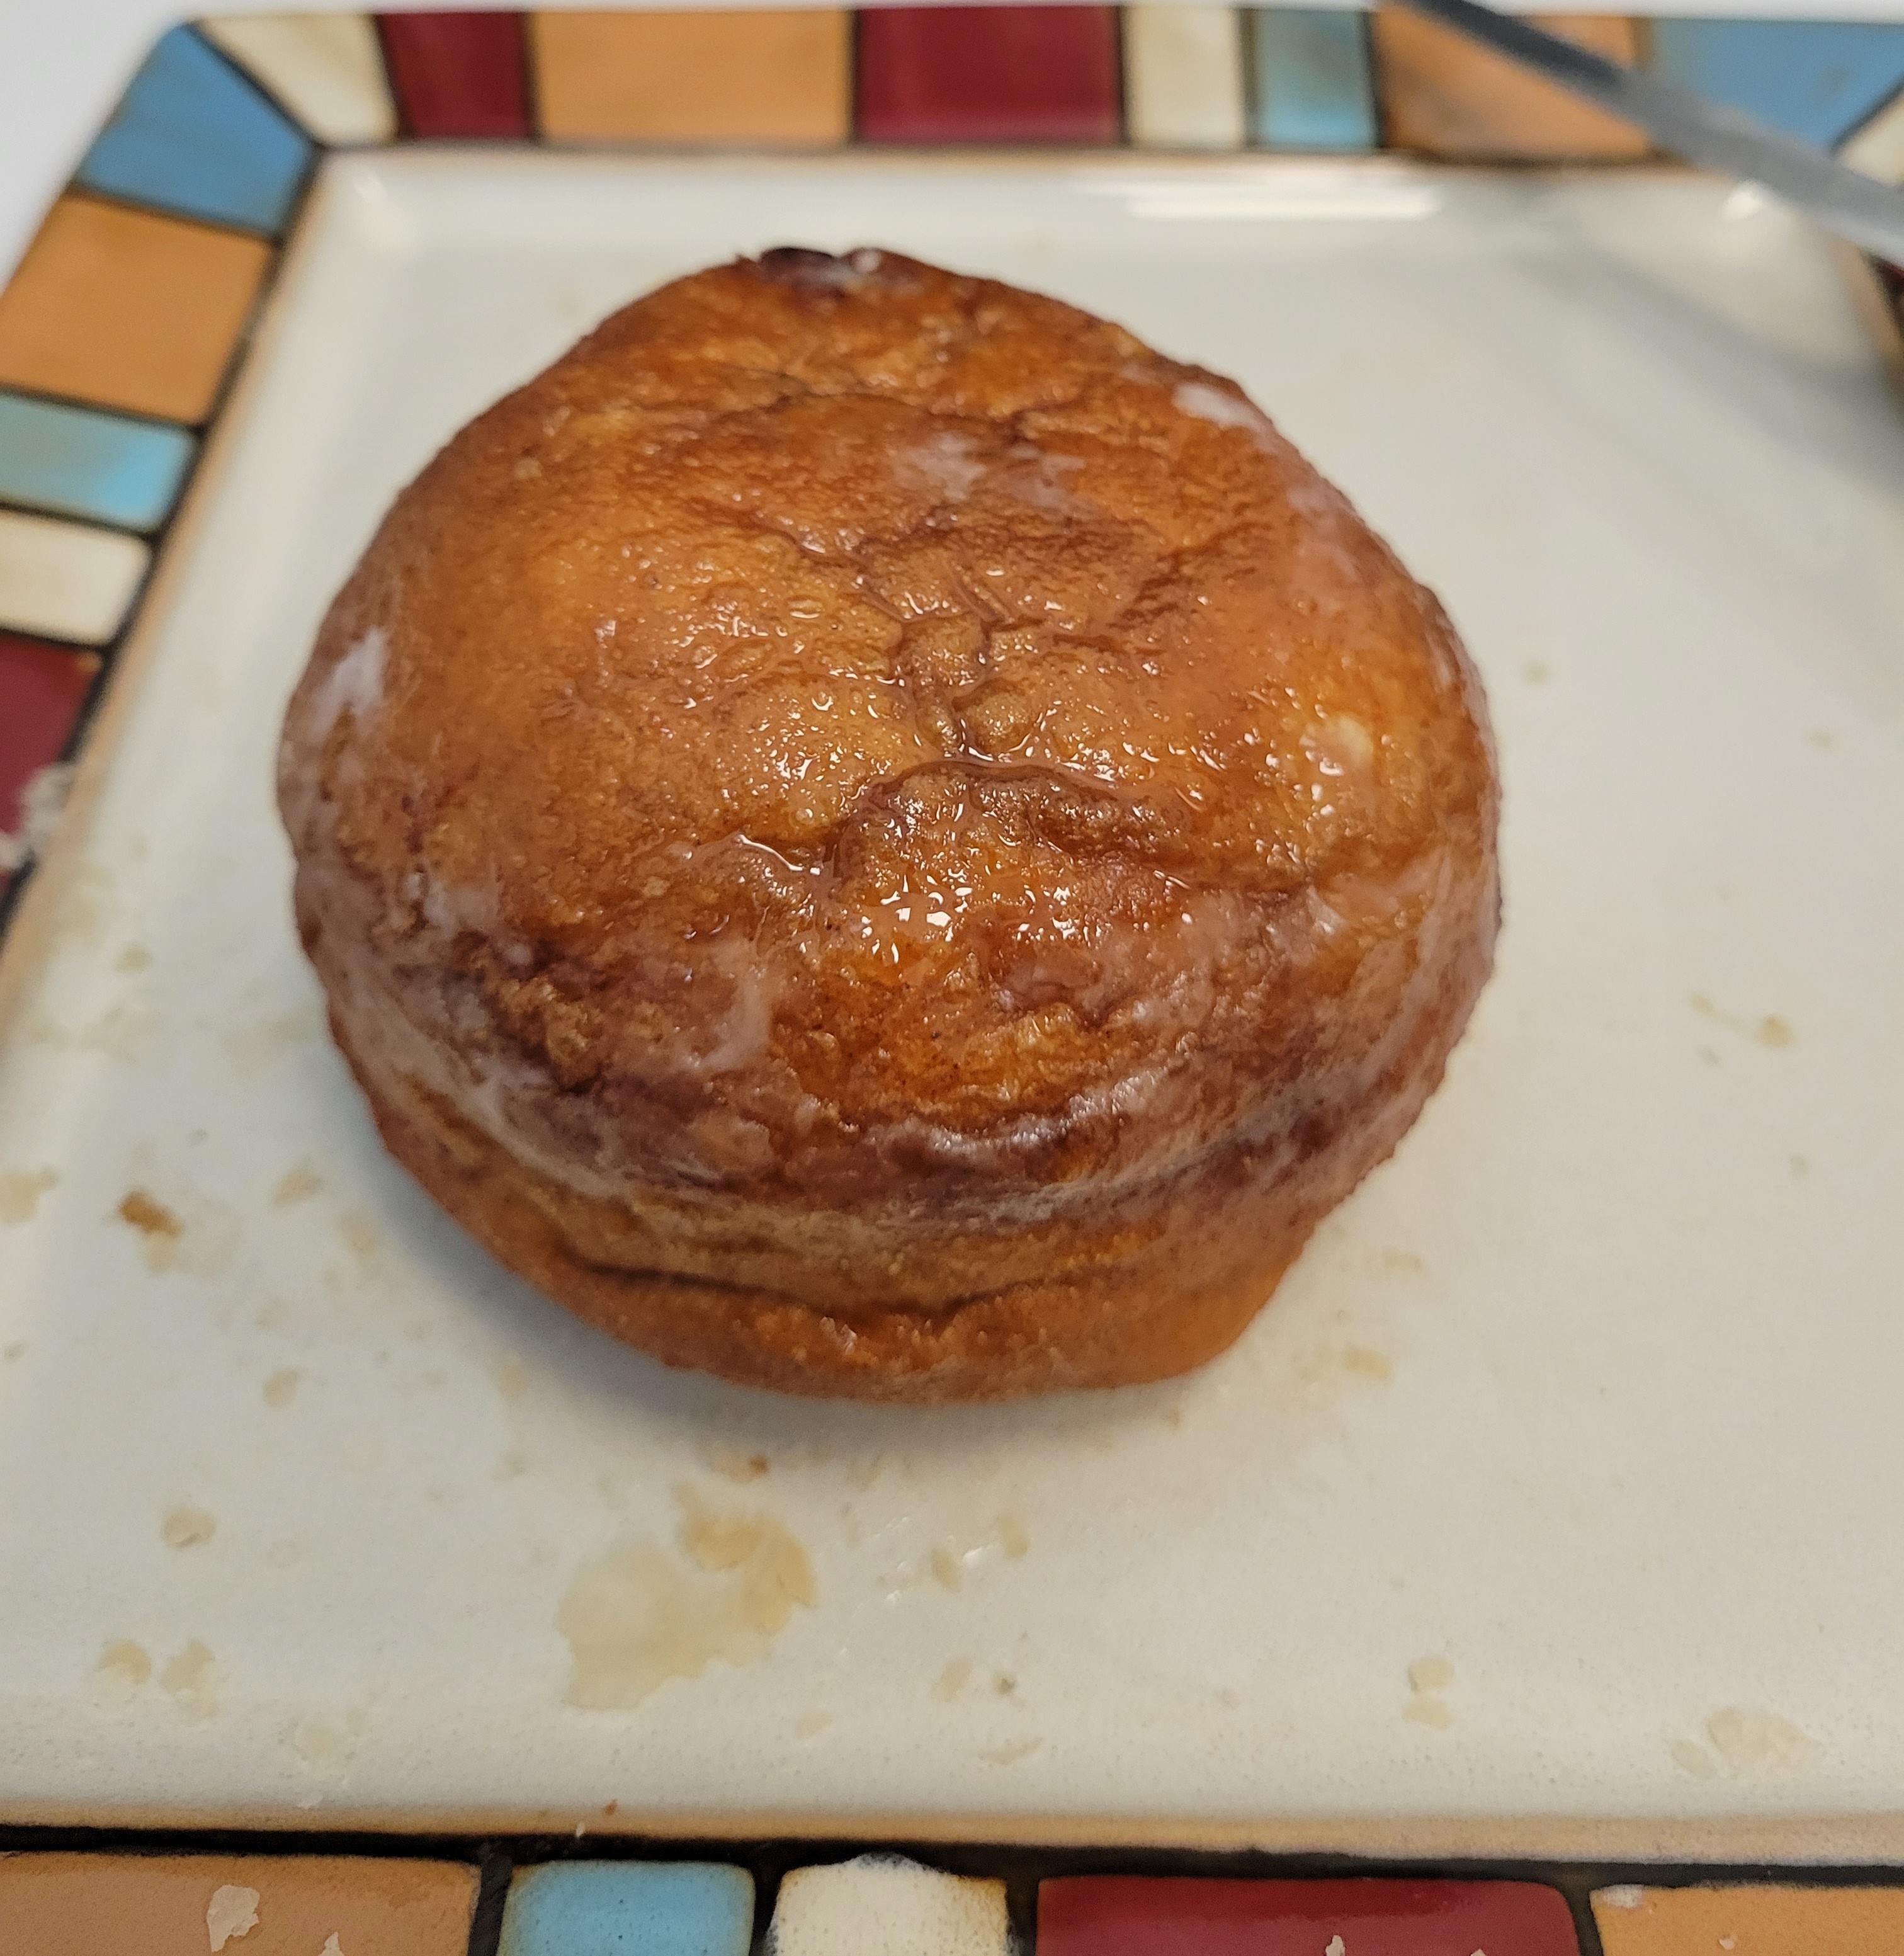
<box><xmin>2</xmin><ymin>151</ymin><xmax>1901</xmax><ymax>1847</ymax></box>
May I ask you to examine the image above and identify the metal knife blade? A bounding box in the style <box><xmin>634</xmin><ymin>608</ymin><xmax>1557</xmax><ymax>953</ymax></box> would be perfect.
<box><xmin>1393</xmin><ymin>0</ymin><xmax>1904</xmax><ymax>264</ymax></box>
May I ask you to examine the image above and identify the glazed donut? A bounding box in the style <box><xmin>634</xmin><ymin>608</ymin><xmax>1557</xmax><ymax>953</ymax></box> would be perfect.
<box><xmin>278</xmin><ymin>248</ymin><xmax>1499</xmax><ymax>1401</ymax></box>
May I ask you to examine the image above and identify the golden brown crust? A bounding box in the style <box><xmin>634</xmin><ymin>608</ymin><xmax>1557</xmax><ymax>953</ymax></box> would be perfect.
<box><xmin>279</xmin><ymin>248</ymin><xmax>1500</xmax><ymax>1400</ymax></box>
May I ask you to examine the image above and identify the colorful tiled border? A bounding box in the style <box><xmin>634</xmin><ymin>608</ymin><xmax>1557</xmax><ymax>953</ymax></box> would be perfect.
<box><xmin>0</xmin><ymin>8</ymin><xmax>1901</xmax><ymax>1896</ymax></box>
<box><xmin>13</xmin><ymin>1839</ymin><xmax>1904</xmax><ymax>1953</ymax></box>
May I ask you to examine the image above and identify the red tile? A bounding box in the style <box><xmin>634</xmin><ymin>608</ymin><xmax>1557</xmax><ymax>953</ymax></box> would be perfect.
<box><xmin>1038</xmin><ymin>1877</ymin><xmax>1581</xmax><ymax>1956</ymax></box>
<box><xmin>0</xmin><ymin>635</ymin><xmax>96</xmax><ymax>886</ymax></box>
<box><xmin>377</xmin><ymin>12</ymin><xmax>530</xmax><ymax>138</ymax></box>
<box><xmin>858</xmin><ymin>6</ymin><xmax>1122</xmax><ymax>144</ymax></box>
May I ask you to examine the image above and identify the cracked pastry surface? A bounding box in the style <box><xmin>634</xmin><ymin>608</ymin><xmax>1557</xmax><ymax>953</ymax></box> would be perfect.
<box><xmin>278</xmin><ymin>247</ymin><xmax>1500</xmax><ymax>1401</ymax></box>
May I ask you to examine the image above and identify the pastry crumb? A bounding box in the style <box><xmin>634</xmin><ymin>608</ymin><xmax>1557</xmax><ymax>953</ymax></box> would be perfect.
<box><xmin>207</xmin><ymin>1883</ymin><xmax>259</xmax><ymax>1950</ymax></box>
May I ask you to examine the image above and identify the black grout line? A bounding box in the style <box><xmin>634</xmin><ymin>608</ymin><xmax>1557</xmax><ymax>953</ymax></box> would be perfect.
<box><xmin>0</xmin><ymin>488</ymin><xmax>181</xmax><ymax>540</ymax></box>
<box><xmin>1111</xmin><ymin>3</ymin><xmax>1130</xmax><ymax>148</ymax></box>
<box><xmin>518</xmin><ymin>10</ymin><xmax>545</xmax><ymax>145</ymax></box>
<box><xmin>373</xmin><ymin>14</ymin><xmax>421</xmax><ymax>143</ymax></box>
<box><xmin>1005</xmin><ymin>1865</ymin><xmax>1041</xmax><ymax>1952</ymax></box>
<box><xmin>466</xmin><ymin>1843</ymin><xmax>513</xmax><ymax>1956</ymax></box>
<box><xmin>1570</xmin><ymin>1880</ymin><xmax>1610</xmax><ymax>1956</ymax></box>
<box><xmin>5</xmin><ymin>1809</ymin><xmax>1904</xmax><ymax>1956</ymax></box>
<box><xmin>747</xmin><ymin>1858</ymin><xmax>782</xmax><ymax>1956</ymax></box>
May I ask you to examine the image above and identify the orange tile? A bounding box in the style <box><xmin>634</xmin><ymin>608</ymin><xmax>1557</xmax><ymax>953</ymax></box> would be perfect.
<box><xmin>0</xmin><ymin>1853</ymin><xmax>477</xmax><ymax>1956</ymax></box>
<box><xmin>0</xmin><ymin>195</ymin><xmax>271</xmax><ymax>424</ymax></box>
<box><xmin>1593</xmin><ymin>1883</ymin><xmax>1904</xmax><ymax>1955</ymax></box>
<box><xmin>532</xmin><ymin>10</ymin><xmax>851</xmax><ymax>145</ymax></box>
<box><xmin>1372</xmin><ymin>9</ymin><xmax>1650</xmax><ymax>157</ymax></box>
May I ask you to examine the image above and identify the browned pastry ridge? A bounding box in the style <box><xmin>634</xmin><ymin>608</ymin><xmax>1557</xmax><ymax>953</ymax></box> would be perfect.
<box><xmin>278</xmin><ymin>247</ymin><xmax>1500</xmax><ymax>1402</ymax></box>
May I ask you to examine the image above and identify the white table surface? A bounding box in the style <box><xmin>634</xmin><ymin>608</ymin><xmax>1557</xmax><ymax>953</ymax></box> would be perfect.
<box><xmin>5</xmin><ymin>0</ymin><xmax>1904</xmax><ymax>293</ymax></box>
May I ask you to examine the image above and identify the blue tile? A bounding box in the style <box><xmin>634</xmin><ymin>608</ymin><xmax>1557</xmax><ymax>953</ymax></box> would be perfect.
<box><xmin>1649</xmin><ymin>20</ymin><xmax>1904</xmax><ymax>150</ymax></box>
<box><xmin>499</xmin><ymin>1862</ymin><xmax>754</xmax><ymax>1956</ymax></box>
<box><xmin>0</xmin><ymin>394</ymin><xmax>195</xmax><ymax>531</ymax></box>
<box><xmin>1247</xmin><ymin>9</ymin><xmax>1378</xmax><ymax>151</ymax></box>
<box><xmin>77</xmin><ymin>26</ymin><xmax>312</xmax><ymax>234</ymax></box>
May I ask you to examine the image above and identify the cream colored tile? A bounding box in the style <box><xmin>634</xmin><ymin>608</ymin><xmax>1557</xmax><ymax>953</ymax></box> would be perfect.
<box><xmin>200</xmin><ymin>13</ymin><xmax>397</xmax><ymax>144</ymax></box>
<box><xmin>1126</xmin><ymin>4</ymin><xmax>1247</xmax><ymax>149</ymax></box>
<box><xmin>1842</xmin><ymin>89</ymin><xmax>1904</xmax><ymax>182</ymax></box>
<box><xmin>0</xmin><ymin>511</ymin><xmax>148</xmax><ymax>645</ymax></box>
<box><xmin>767</xmin><ymin>1856</ymin><xmax>1009</xmax><ymax>1956</ymax></box>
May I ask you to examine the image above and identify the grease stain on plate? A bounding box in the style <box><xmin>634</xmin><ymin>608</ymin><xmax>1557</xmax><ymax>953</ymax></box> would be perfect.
<box><xmin>898</xmin><ymin>1513</ymin><xmax>1032</xmax><ymax>1596</ymax></box>
<box><xmin>92</xmin><ymin>1638</ymin><xmax>152</xmax><ymax>1707</ymax></box>
<box><xmin>1675</xmin><ymin>1705</ymin><xmax>1823</xmax><ymax>1778</ymax></box>
<box><xmin>1690</xmin><ymin>992</ymin><xmax>1796</xmax><ymax>1050</ymax></box>
<box><xmin>271</xmin><ymin>1164</ymin><xmax>322</xmax><ymax>1207</ymax></box>
<box><xmin>159</xmin><ymin>1639</ymin><xmax>220</xmax><ymax>1721</ymax></box>
<box><xmin>336</xmin><ymin>1210</ymin><xmax>380</xmax><ymax>1270</ymax></box>
<box><xmin>1403</xmin><ymin>1653</ymin><xmax>1454</xmax><ymax>1729</ymax></box>
<box><xmin>161</xmin><ymin>1503</ymin><xmax>216</xmax><ymax>1549</ymax></box>
<box><xmin>0</xmin><ymin>1167</ymin><xmax>57</xmax><ymax>1223</ymax></box>
<box><xmin>224</xmin><ymin>1006</ymin><xmax>317</xmax><ymax>1071</ymax></box>
<box><xmin>30</xmin><ymin>1002</ymin><xmax>154</xmax><ymax>1061</ymax></box>
<box><xmin>288</xmin><ymin>1704</ymin><xmax>370</xmax><ymax>1773</ymax></box>
<box><xmin>708</xmin><ymin>1442</ymin><xmax>770</xmax><ymax>1482</ymax></box>
<box><xmin>557</xmin><ymin>1486</ymin><xmax>814</xmax><ymax>1709</ymax></box>
<box><xmin>934</xmin><ymin>1656</ymin><xmax>974</xmax><ymax>1702</ymax></box>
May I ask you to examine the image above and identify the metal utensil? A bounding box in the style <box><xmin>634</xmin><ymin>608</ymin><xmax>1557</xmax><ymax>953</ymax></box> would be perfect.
<box><xmin>1393</xmin><ymin>0</ymin><xmax>1904</xmax><ymax>264</ymax></box>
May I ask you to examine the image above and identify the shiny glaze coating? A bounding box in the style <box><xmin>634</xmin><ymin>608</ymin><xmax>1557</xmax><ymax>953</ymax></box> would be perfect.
<box><xmin>280</xmin><ymin>249</ymin><xmax>1499</xmax><ymax>1399</ymax></box>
